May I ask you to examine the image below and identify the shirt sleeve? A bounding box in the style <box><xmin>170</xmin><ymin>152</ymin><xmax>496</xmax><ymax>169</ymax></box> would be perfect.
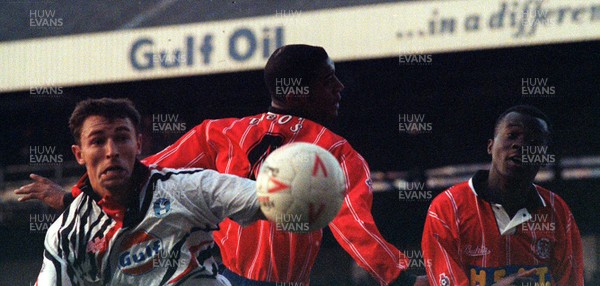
<box><xmin>199</xmin><ymin>169</ymin><xmax>260</xmax><ymax>226</ymax></box>
<box><xmin>551</xmin><ymin>196</ymin><xmax>584</xmax><ymax>286</ymax></box>
<box><xmin>173</xmin><ymin>169</ymin><xmax>260</xmax><ymax>227</ymax></box>
<box><xmin>142</xmin><ymin>120</ymin><xmax>250</xmax><ymax>176</ymax></box>
<box><xmin>327</xmin><ymin>146</ymin><xmax>410</xmax><ymax>286</ymax></box>
<box><xmin>422</xmin><ymin>190</ymin><xmax>469</xmax><ymax>286</ymax></box>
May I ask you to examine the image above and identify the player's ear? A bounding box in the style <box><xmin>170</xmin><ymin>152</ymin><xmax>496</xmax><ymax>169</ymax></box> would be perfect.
<box><xmin>487</xmin><ymin>139</ymin><xmax>494</xmax><ymax>155</ymax></box>
<box><xmin>72</xmin><ymin>144</ymin><xmax>85</xmax><ymax>165</ymax></box>
<box><xmin>284</xmin><ymin>92</ymin><xmax>301</xmax><ymax>106</ymax></box>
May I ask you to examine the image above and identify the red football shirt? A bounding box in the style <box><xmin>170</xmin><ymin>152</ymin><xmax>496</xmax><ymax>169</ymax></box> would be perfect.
<box><xmin>422</xmin><ymin>171</ymin><xmax>584</xmax><ymax>286</ymax></box>
<box><xmin>141</xmin><ymin>111</ymin><xmax>408</xmax><ymax>284</ymax></box>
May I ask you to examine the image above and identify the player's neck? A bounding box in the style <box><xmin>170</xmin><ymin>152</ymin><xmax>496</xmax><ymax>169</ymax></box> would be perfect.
<box><xmin>487</xmin><ymin>171</ymin><xmax>532</xmax><ymax>214</ymax></box>
<box><xmin>269</xmin><ymin>103</ymin><xmax>329</xmax><ymax>126</ymax></box>
<box><xmin>92</xmin><ymin>181</ymin><xmax>134</xmax><ymax>206</ymax></box>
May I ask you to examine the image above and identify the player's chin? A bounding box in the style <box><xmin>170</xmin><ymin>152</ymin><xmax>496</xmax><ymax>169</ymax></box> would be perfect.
<box><xmin>501</xmin><ymin>164</ymin><xmax>524</xmax><ymax>177</ymax></box>
<box><xmin>503</xmin><ymin>167</ymin><xmax>536</xmax><ymax>182</ymax></box>
<box><xmin>101</xmin><ymin>178</ymin><xmax>130</xmax><ymax>190</ymax></box>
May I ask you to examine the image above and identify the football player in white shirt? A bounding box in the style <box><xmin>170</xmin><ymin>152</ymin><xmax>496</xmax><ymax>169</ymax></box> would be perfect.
<box><xmin>37</xmin><ymin>98</ymin><xmax>264</xmax><ymax>286</ymax></box>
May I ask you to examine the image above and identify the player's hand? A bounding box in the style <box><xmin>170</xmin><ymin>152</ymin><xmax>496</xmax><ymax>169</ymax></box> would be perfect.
<box><xmin>491</xmin><ymin>269</ymin><xmax>537</xmax><ymax>286</ymax></box>
<box><xmin>390</xmin><ymin>273</ymin><xmax>428</xmax><ymax>286</ymax></box>
<box><xmin>14</xmin><ymin>173</ymin><xmax>67</xmax><ymax>210</ymax></box>
<box><xmin>413</xmin><ymin>275</ymin><xmax>428</xmax><ymax>286</ymax></box>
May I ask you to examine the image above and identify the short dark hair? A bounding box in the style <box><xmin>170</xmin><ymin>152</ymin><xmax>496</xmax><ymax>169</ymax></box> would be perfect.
<box><xmin>264</xmin><ymin>44</ymin><xmax>329</xmax><ymax>101</ymax></box>
<box><xmin>69</xmin><ymin>98</ymin><xmax>141</xmax><ymax>145</ymax></box>
<box><xmin>494</xmin><ymin>105</ymin><xmax>552</xmax><ymax>137</ymax></box>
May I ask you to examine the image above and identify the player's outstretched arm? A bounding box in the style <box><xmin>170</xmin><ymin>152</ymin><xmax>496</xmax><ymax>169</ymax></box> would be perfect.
<box><xmin>13</xmin><ymin>173</ymin><xmax>69</xmax><ymax>211</ymax></box>
<box><xmin>170</xmin><ymin>168</ymin><xmax>262</xmax><ymax>226</ymax></box>
<box><xmin>326</xmin><ymin>147</ymin><xmax>416</xmax><ymax>286</ymax></box>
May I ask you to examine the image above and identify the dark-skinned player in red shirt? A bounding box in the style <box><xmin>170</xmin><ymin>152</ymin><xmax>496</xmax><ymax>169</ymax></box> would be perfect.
<box><xmin>17</xmin><ymin>45</ymin><xmax>426</xmax><ymax>286</ymax></box>
<box><xmin>422</xmin><ymin>105</ymin><xmax>583</xmax><ymax>286</ymax></box>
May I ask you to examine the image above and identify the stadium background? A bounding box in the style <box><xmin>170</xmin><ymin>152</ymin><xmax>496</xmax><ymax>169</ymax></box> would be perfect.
<box><xmin>1</xmin><ymin>1</ymin><xmax>599</xmax><ymax>285</ymax></box>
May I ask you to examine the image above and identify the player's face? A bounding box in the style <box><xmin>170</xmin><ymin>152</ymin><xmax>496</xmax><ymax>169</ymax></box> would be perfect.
<box><xmin>72</xmin><ymin>116</ymin><xmax>141</xmax><ymax>197</ymax></box>
<box><xmin>487</xmin><ymin>112</ymin><xmax>550</xmax><ymax>183</ymax></box>
<box><xmin>303</xmin><ymin>58</ymin><xmax>344</xmax><ymax>124</ymax></box>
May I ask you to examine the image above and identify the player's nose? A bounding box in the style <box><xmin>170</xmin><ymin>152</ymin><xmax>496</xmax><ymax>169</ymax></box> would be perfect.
<box><xmin>105</xmin><ymin>139</ymin><xmax>120</xmax><ymax>158</ymax></box>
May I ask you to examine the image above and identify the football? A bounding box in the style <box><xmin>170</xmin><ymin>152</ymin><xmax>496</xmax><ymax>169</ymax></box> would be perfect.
<box><xmin>256</xmin><ymin>142</ymin><xmax>346</xmax><ymax>233</ymax></box>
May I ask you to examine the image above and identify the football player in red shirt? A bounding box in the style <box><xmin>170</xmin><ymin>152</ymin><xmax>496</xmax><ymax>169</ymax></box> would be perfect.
<box><xmin>422</xmin><ymin>105</ymin><xmax>584</xmax><ymax>286</ymax></box>
<box><xmin>17</xmin><ymin>45</ymin><xmax>426</xmax><ymax>286</ymax></box>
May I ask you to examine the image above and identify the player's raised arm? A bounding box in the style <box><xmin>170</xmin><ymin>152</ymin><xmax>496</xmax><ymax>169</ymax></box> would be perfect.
<box><xmin>165</xmin><ymin>168</ymin><xmax>263</xmax><ymax>226</ymax></box>
<box><xmin>199</xmin><ymin>169</ymin><xmax>264</xmax><ymax>225</ymax></box>
<box><xmin>422</xmin><ymin>190</ymin><xmax>469</xmax><ymax>286</ymax></box>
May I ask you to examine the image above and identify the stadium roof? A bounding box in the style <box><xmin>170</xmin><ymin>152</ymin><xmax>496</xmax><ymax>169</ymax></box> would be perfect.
<box><xmin>1</xmin><ymin>0</ymin><xmax>413</xmax><ymax>42</ymax></box>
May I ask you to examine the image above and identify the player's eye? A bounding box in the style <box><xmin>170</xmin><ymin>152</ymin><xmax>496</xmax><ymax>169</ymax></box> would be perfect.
<box><xmin>90</xmin><ymin>138</ymin><xmax>104</xmax><ymax>145</ymax></box>
<box><xmin>115</xmin><ymin>134</ymin><xmax>131</xmax><ymax>143</ymax></box>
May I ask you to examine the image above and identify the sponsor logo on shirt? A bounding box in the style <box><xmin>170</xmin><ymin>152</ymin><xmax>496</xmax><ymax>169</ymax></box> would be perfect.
<box><xmin>117</xmin><ymin>230</ymin><xmax>163</xmax><ymax>276</ymax></box>
<box><xmin>469</xmin><ymin>265</ymin><xmax>552</xmax><ymax>286</ymax></box>
<box><xmin>464</xmin><ymin>245</ymin><xmax>491</xmax><ymax>257</ymax></box>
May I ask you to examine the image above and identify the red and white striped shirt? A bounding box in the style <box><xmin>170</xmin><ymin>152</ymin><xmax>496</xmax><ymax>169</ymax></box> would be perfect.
<box><xmin>141</xmin><ymin>111</ymin><xmax>408</xmax><ymax>285</ymax></box>
<box><xmin>422</xmin><ymin>171</ymin><xmax>584</xmax><ymax>286</ymax></box>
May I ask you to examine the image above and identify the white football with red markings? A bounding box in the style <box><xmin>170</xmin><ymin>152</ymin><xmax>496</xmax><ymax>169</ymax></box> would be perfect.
<box><xmin>256</xmin><ymin>142</ymin><xmax>346</xmax><ymax>233</ymax></box>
